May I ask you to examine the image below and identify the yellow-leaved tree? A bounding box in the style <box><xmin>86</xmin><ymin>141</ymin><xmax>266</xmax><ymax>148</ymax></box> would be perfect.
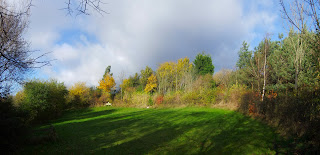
<box><xmin>68</xmin><ymin>82</ymin><xmax>91</xmax><ymax>106</ymax></box>
<box><xmin>98</xmin><ymin>74</ymin><xmax>116</xmax><ymax>92</ymax></box>
<box><xmin>69</xmin><ymin>82</ymin><xmax>89</xmax><ymax>96</ymax></box>
<box><xmin>120</xmin><ymin>79</ymin><xmax>132</xmax><ymax>92</ymax></box>
<box><xmin>145</xmin><ymin>74</ymin><xmax>157</xmax><ymax>93</ymax></box>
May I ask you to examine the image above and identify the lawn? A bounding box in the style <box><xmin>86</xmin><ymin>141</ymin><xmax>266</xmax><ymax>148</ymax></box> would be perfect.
<box><xmin>21</xmin><ymin>107</ymin><xmax>289</xmax><ymax>154</ymax></box>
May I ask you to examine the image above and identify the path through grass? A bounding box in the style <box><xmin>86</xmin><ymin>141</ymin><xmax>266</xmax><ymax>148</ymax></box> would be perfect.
<box><xmin>22</xmin><ymin>107</ymin><xmax>289</xmax><ymax>154</ymax></box>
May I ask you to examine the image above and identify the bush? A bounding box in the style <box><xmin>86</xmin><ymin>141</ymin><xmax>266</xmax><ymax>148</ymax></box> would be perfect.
<box><xmin>182</xmin><ymin>91</ymin><xmax>199</xmax><ymax>105</ymax></box>
<box><xmin>237</xmin><ymin>89</ymin><xmax>320</xmax><ymax>153</ymax></box>
<box><xmin>155</xmin><ymin>95</ymin><xmax>164</xmax><ymax>105</ymax></box>
<box><xmin>147</xmin><ymin>97</ymin><xmax>154</xmax><ymax>106</ymax></box>
<box><xmin>67</xmin><ymin>82</ymin><xmax>92</xmax><ymax>108</ymax></box>
<box><xmin>20</xmin><ymin>79</ymin><xmax>68</xmax><ymax>123</ymax></box>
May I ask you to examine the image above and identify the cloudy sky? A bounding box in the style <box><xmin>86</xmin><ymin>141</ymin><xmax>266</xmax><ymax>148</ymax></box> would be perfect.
<box><xmin>24</xmin><ymin>0</ymin><xmax>283</xmax><ymax>87</ymax></box>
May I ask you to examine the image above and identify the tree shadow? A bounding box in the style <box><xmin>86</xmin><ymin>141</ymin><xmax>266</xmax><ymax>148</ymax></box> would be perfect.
<box><xmin>22</xmin><ymin>108</ymin><xmax>291</xmax><ymax>154</ymax></box>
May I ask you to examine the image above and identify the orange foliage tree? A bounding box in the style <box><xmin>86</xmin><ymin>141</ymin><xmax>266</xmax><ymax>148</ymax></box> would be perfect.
<box><xmin>98</xmin><ymin>74</ymin><xmax>116</xmax><ymax>93</ymax></box>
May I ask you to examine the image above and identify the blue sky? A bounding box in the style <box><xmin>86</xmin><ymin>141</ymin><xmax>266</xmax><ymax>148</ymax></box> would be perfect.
<box><xmin>24</xmin><ymin>0</ymin><xmax>285</xmax><ymax>87</ymax></box>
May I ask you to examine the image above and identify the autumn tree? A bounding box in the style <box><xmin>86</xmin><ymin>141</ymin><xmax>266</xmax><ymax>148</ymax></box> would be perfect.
<box><xmin>193</xmin><ymin>52</ymin><xmax>215</xmax><ymax>75</ymax></box>
<box><xmin>140</xmin><ymin>66</ymin><xmax>153</xmax><ymax>88</ymax></box>
<box><xmin>157</xmin><ymin>62</ymin><xmax>175</xmax><ymax>93</ymax></box>
<box><xmin>68</xmin><ymin>82</ymin><xmax>91</xmax><ymax>106</ymax></box>
<box><xmin>175</xmin><ymin>57</ymin><xmax>193</xmax><ymax>91</ymax></box>
<box><xmin>120</xmin><ymin>79</ymin><xmax>132</xmax><ymax>92</ymax></box>
<box><xmin>156</xmin><ymin>58</ymin><xmax>193</xmax><ymax>94</ymax></box>
<box><xmin>98</xmin><ymin>66</ymin><xmax>116</xmax><ymax>93</ymax></box>
<box><xmin>145</xmin><ymin>74</ymin><xmax>157</xmax><ymax>94</ymax></box>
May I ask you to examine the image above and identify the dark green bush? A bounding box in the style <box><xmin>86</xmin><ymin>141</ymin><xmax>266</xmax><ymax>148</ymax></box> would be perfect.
<box><xmin>20</xmin><ymin>79</ymin><xmax>68</xmax><ymax>123</ymax></box>
<box><xmin>238</xmin><ymin>89</ymin><xmax>320</xmax><ymax>153</ymax></box>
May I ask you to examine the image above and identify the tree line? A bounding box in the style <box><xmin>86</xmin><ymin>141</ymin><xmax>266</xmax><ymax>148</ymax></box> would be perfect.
<box><xmin>1</xmin><ymin>0</ymin><xmax>320</xmax><ymax>153</ymax></box>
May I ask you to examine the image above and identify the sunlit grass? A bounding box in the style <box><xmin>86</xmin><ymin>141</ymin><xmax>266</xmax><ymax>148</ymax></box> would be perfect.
<box><xmin>22</xmin><ymin>107</ymin><xmax>289</xmax><ymax>154</ymax></box>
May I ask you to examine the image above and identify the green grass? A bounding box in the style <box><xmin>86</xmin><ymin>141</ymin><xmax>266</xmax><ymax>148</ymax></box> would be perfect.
<box><xmin>21</xmin><ymin>107</ymin><xmax>290</xmax><ymax>154</ymax></box>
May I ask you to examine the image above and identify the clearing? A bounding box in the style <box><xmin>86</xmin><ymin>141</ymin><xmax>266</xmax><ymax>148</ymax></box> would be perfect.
<box><xmin>21</xmin><ymin>107</ymin><xmax>289</xmax><ymax>154</ymax></box>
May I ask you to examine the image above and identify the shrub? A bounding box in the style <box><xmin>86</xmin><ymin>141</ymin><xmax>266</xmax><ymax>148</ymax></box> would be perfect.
<box><xmin>67</xmin><ymin>82</ymin><xmax>92</xmax><ymax>108</ymax></box>
<box><xmin>20</xmin><ymin>79</ymin><xmax>68</xmax><ymax>123</ymax></box>
<box><xmin>182</xmin><ymin>91</ymin><xmax>199</xmax><ymax>105</ymax></box>
<box><xmin>155</xmin><ymin>95</ymin><xmax>164</xmax><ymax>105</ymax></box>
<box><xmin>147</xmin><ymin>97</ymin><xmax>154</xmax><ymax>106</ymax></box>
<box><xmin>130</xmin><ymin>92</ymin><xmax>149</xmax><ymax>107</ymax></box>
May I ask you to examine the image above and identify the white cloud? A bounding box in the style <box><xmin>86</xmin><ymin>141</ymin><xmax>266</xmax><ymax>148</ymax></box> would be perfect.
<box><xmin>28</xmin><ymin>0</ymin><xmax>280</xmax><ymax>86</ymax></box>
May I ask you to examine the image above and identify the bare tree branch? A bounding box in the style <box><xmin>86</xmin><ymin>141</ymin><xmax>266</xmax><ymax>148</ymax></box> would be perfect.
<box><xmin>62</xmin><ymin>0</ymin><xmax>108</xmax><ymax>16</ymax></box>
<box><xmin>0</xmin><ymin>0</ymin><xmax>50</xmax><ymax>96</ymax></box>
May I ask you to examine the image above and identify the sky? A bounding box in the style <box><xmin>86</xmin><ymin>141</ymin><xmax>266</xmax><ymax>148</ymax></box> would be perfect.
<box><xmin>22</xmin><ymin>0</ymin><xmax>284</xmax><ymax>87</ymax></box>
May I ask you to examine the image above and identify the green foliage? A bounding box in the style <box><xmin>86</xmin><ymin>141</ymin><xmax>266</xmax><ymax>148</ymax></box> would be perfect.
<box><xmin>20</xmin><ymin>79</ymin><xmax>68</xmax><ymax>122</ymax></box>
<box><xmin>234</xmin><ymin>30</ymin><xmax>320</xmax><ymax>153</ymax></box>
<box><xmin>147</xmin><ymin>97</ymin><xmax>154</xmax><ymax>106</ymax></box>
<box><xmin>140</xmin><ymin>66</ymin><xmax>153</xmax><ymax>88</ymax></box>
<box><xmin>128</xmin><ymin>73</ymin><xmax>141</xmax><ymax>87</ymax></box>
<box><xmin>193</xmin><ymin>52</ymin><xmax>215</xmax><ymax>75</ymax></box>
<box><xmin>236</xmin><ymin>41</ymin><xmax>252</xmax><ymax>69</ymax></box>
<box><xmin>103</xmin><ymin>65</ymin><xmax>113</xmax><ymax>77</ymax></box>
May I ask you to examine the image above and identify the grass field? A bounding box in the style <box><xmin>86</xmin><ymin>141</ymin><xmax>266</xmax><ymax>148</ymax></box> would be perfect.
<box><xmin>21</xmin><ymin>107</ymin><xmax>290</xmax><ymax>154</ymax></box>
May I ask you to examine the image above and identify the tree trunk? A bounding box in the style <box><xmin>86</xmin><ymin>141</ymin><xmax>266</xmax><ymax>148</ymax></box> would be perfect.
<box><xmin>295</xmin><ymin>67</ymin><xmax>298</xmax><ymax>93</ymax></box>
<box><xmin>262</xmin><ymin>38</ymin><xmax>268</xmax><ymax>101</ymax></box>
<box><xmin>176</xmin><ymin>74</ymin><xmax>178</xmax><ymax>92</ymax></box>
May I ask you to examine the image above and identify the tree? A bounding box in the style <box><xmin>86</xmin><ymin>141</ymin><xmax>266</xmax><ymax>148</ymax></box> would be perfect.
<box><xmin>98</xmin><ymin>74</ymin><xmax>115</xmax><ymax>93</ymax></box>
<box><xmin>118</xmin><ymin>70</ymin><xmax>126</xmax><ymax>100</ymax></box>
<box><xmin>98</xmin><ymin>66</ymin><xmax>116</xmax><ymax>93</ymax></box>
<box><xmin>236</xmin><ymin>41</ymin><xmax>255</xmax><ymax>90</ymax></box>
<box><xmin>156</xmin><ymin>62</ymin><xmax>175</xmax><ymax>93</ymax></box>
<box><xmin>213</xmin><ymin>69</ymin><xmax>232</xmax><ymax>88</ymax></box>
<box><xmin>120</xmin><ymin>79</ymin><xmax>132</xmax><ymax>92</ymax></box>
<box><xmin>3</xmin><ymin>0</ymin><xmax>107</xmax><ymax>16</ymax></box>
<box><xmin>140</xmin><ymin>66</ymin><xmax>153</xmax><ymax>88</ymax></box>
<box><xmin>262</xmin><ymin>35</ymin><xmax>270</xmax><ymax>101</ymax></box>
<box><xmin>237</xmin><ymin>41</ymin><xmax>251</xmax><ymax>69</ymax></box>
<box><xmin>131</xmin><ymin>73</ymin><xmax>141</xmax><ymax>87</ymax></box>
<box><xmin>21</xmin><ymin>79</ymin><xmax>68</xmax><ymax>122</ymax></box>
<box><xmin>175</xmin><ymin>57</ymin><xmax>193</xmax><ymax>91</ymax></box>
<box><xmin>0</xmin><ymin>1</ymin><xmax>49</xmax><ymax>96</ymax></box>
<box><xmin>193</xmin><ymin>52</ymin><xmax>215</xmax><ymax>75</ymax></box>
<box><xmin>280</xmin><ymin>0</ymin><xmax>320</xmax><ymax>83</ymax></box>
<box><xmin>103</xmin><ymin>65</ymin><xmax>113</xmax><ymax>77</ymax></box>
<box><xmin>68</xmin><ymin>82</ymin><xmax>91</xmax><ymax>106</ymax></box>
<box><xmin>145</xmin><ymin>74</ymin><xmax>157</xmax><ymax>94</ymax></box>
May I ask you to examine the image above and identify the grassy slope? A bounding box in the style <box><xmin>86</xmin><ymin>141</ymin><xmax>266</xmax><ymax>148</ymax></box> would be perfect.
<box><xmin>21</xmin><ymin>107</ymin><xmax>289</xmax><ymax>154</ymax></box>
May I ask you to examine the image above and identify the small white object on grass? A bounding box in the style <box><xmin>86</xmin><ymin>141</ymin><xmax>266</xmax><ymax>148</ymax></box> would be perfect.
<box><xmin>147</xmin><ymin>106</ymin><xmax>149</xmax><ymax>109</ymax></box>
<box><xmin>105</xmin><ymin>102</ymin><xmax>112</xmax><ymax>106</ymax></box>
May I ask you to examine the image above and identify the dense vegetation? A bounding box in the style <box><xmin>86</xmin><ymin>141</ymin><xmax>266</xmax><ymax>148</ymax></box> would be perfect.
<box><xmin>1</xmin><ymin>0</ymin><xmax>320</xmax><ymax>154</ymax></box>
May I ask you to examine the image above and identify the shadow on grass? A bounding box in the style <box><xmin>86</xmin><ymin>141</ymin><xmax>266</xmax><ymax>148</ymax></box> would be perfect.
<box><xmin>23</xmin><ymin>108</ymin><xmax>291</xmax><ymax>154</ymax></box>
<box><xmin>55</xmin><ymin>108</ymin><xmax>117</xmax><ymax>122</ymax></box>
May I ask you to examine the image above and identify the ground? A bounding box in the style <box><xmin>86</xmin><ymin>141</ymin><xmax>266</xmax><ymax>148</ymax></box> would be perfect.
<box><xmin>21</xmin><ymin>107</ymin><xmax>289</xmax><ymax>154</ymax></box>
